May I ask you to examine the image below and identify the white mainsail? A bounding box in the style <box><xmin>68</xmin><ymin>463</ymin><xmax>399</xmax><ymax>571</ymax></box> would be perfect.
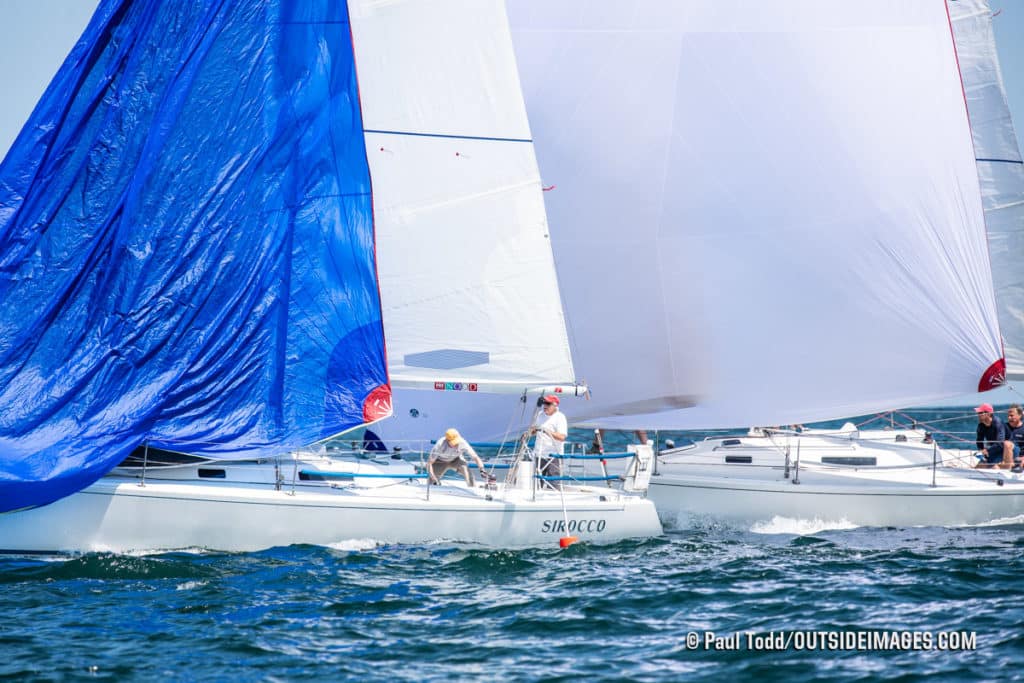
<box><xmin>949</xmin><ymin>0</ymin><xmax>1024</xmax><ymax>382</ymax></box>
<box><xmin>506</xmin><ymin>0</ymin><xmax>1003</xmax><ymax>430</ymax></box>
<box><xmin>349</xmin><ymin>0</ymin><xmax>576</xmax><ymax>395</ymax></box>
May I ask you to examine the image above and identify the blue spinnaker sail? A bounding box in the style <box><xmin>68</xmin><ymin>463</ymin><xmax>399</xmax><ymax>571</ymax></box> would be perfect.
<box><xmin>0</xmin><ymin>0</ymin><xmax>389</xmax><ymax>512</ymax></box>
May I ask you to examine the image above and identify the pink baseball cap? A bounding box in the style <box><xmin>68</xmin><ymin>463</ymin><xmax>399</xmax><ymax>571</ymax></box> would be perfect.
<box><xmin>975</xmin><ymin>403</ymin><xmax>994</xmax><ymax>414</ymax></box>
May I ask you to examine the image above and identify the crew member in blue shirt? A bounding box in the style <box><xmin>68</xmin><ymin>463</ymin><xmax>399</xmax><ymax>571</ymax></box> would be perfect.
<box><xmin>1001</xmin><ymin>404</ymin><xmax>1024</xmax><ymax>470</ymax></box>
<box><xmin>975</xmin><ymin>403</ymin><xmax>1010</xmax><ymax>468</ymax></box>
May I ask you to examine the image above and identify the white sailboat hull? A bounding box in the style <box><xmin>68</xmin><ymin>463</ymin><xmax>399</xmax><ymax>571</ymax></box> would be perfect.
<box><xmin>649</xmin><ymin>471</ymin><xmax>1024</xmax><ymax>529</ymax></box>
<box><xmin>604</xmin><ymin>429</ymin><xmax>1024</xmax><ymax>529</ymax></box>
<box><xmin>577</xmin><ymin>430</ymin><xmax>1024</xmax><ymax>532</ymax></box>
<box><xmin>0</xmin><ymin>460</ymin><xmax>662</xmax><ymax>553</ymax></box>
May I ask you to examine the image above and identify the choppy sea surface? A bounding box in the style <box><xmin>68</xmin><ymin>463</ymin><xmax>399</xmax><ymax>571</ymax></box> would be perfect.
<box><xmin>2</xmin><ymin>409</ymin><xmax>1023</xmax><ymax>682</ymax></box>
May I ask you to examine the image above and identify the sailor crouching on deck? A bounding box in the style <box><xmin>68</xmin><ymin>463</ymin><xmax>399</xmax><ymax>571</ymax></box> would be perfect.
<box><xmin>974</xmin><ymin>403</ymin><xmax>1010</xmax><ymax>469</ymax></box>
<box><xmin>428</xmin><ymin>428</ymin><xmax>486</xmax><ymax>486</ymax></box>
<box><xmin>532</xmin><ymin>395</ymin><xmax>568</xmax><ymax>486</ymax></box>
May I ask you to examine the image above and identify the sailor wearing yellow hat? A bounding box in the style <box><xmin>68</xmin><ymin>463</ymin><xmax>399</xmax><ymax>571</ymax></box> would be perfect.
<box><xmin>427</xmin><ymin>428</ymin><xmax>487</xmax><ymax>485</ymax></box>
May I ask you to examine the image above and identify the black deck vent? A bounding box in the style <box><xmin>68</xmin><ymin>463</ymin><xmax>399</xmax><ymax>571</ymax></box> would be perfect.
<box><xmin>821</xmin><ymin>456</ymin><xmax>877</xmax><ymax>467</ymax></box>
<box><xmin>724</xmin><ymin>455</ymin><xmax>753</xmax><ymax>464</ymax></box>
<box><xmin>197</xmin><ymin>468</ymin><xmax>226</xmax><ymax>479</ymax></box>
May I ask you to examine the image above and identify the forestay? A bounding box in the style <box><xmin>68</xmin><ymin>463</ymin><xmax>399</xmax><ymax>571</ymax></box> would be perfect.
<box><xmin>508</xmin><ymin>0</ymin><xmax>1004</xmax><ymax>430</ymax></box>
<box><xmin>349</xmin><ymin>0</ymin><xmax>577</xmax><ymax>394</ymax></box>
<box><xmin>0</xmin><ymin>0</ymin><xmax>389</xmax><ymax>510</ymax></box>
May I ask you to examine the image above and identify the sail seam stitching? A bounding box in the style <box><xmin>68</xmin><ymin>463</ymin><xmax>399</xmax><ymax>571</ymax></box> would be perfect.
<box><xmin>363</xmin><ymin>129</ymin><xmax>531</xmax><ymax>144</ymax></box>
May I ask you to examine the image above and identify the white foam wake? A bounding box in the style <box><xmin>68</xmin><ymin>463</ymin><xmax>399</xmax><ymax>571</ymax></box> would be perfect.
<box><xmin>326</xmin><ymin>538</ymin><xmax>381</xmax><ymax>551</ymax></box>
<box><xmin>966</xmin><ymin>513</ymin><xmax>1024</xmax><ymax>528</ymax></box>
<box><xmin>749</xmin><ymin>515</ymin><xmax>860</xmax><ymax>535</ymax></box>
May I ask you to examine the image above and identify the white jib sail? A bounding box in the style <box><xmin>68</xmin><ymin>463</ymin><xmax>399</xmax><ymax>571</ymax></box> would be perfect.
<box><xmin>949</xmin><ymin>0</ymin><xmax>1024</xmax><ymax>382</ymax></box>
<box><xmin>348</xmin><ymin>0</ymin><xmax>577</xmax><ymax>395</ymax></box>
<box><xmin>504</xmin><ymin>0</ymin><xmax>1003</xmax><ymax>430</ymax></box>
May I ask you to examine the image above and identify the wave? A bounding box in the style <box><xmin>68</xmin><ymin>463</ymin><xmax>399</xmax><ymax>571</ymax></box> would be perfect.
<box><xmin>0</xmin><ymin>552</ymin><xmax>219</xmax><ymax>582</ymax></box>
<box><xmin>962</xmin><ymin>513</ymin><xmax>1024</xmax><ymax>528</ymax></box>
<box><xmin>749</xmin><ymin>516</ymin><xmax>860</xmax><ymax>535</ymax></box>
<box><xmin>326</xmin><ymin>538</ymin><xmax>382</xmax><ymax>552</ymax></box>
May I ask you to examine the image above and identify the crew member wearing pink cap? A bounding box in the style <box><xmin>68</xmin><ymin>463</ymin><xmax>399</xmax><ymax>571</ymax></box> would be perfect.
<box><xmin>533</xmin><ymin>395</ymin><xmax>568</xmax><ymax>485</ymax></box>
<box><xmin>974</xmin><ymin>403</ymin><xmax>1010</xmax><ymax>468</ymax></box>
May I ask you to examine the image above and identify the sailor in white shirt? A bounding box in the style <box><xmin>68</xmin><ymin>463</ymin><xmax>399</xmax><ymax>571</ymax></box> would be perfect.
<box><xmin>532</xmin><ymin>394</ymin><xmax>568</xmax><ymax>485</ymax></box>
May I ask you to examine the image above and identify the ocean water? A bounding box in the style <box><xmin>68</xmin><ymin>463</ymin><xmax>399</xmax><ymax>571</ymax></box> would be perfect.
<box><xmin>3</xmin><ymin>525</ymin><xmax>1022</xmax><ymax>682</ymax></box>
<box><xmin>2</xmin><ymin>410</ymin><xmax>1023</xmax><ymax>682</ymax></box>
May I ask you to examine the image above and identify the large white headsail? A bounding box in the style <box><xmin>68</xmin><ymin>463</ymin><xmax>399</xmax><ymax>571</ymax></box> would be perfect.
<box><xmin>950</xmin><ymin>0</ymin><xmax>1024</xmax><ymax>382</ymax></box>
<box><xmin>348</xmin><ymin>0</ymin><xmax>576</xmax><ymax>394</ymax></box>
<box><xmin>506</xmin><ymin>0</ymin><xmax>1004</xmax><ymax>430</ymax></box>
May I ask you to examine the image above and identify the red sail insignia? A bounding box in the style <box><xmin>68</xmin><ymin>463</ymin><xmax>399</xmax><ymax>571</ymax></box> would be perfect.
<box><xmin>978</xmin><ymin>358</ymin><xmax>1006</xmax><ymax>392</ymax></box>
<box><xmin>362</xmin><ymin>384</ymin><xmax>393</xmax><ymax>422</ymax></box>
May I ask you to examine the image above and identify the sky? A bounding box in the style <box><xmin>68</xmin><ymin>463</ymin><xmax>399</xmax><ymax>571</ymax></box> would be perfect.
<box><xmin>991</xmin><ymin>2</ymin><xmax>1024</xmax><ymax>131</ymax></box>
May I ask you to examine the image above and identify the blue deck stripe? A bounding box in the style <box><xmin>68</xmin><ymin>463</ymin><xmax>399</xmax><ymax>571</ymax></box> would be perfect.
<box><xmin>545</xmin><ymin>452</ymin><xmax>635</xmax><ymax>460</ymax></box>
